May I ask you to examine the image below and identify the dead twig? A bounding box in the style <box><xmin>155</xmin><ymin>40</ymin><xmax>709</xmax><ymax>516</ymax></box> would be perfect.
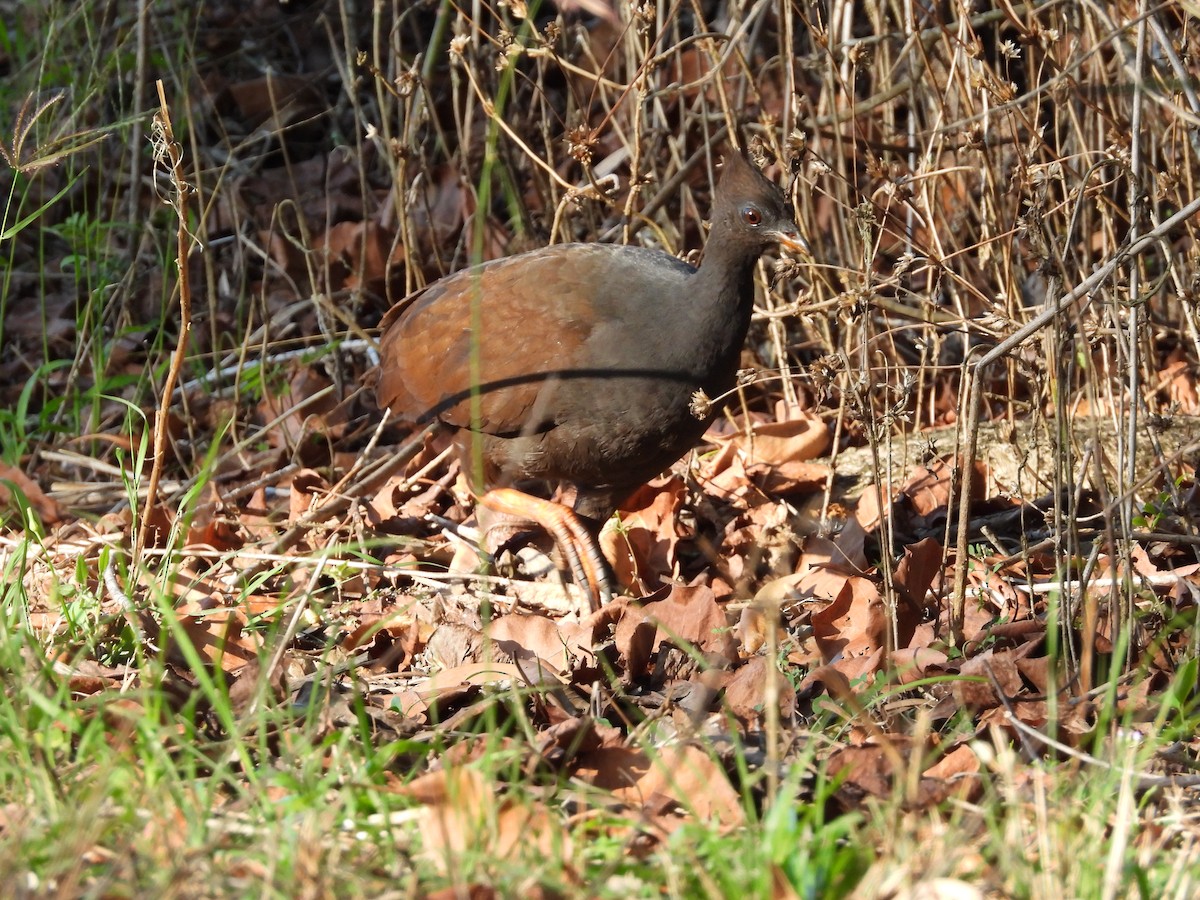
<box><xmin>134</xmin><ymin>82</ymin><xmax>195</xmax><ymax>567</ymax></box>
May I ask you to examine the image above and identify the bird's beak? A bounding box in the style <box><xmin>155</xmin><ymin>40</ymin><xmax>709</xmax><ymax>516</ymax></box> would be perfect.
<box><xmin>773</xmin><ymin>227</ymin><xmax>811</xmax><ymax>257</ymax></box>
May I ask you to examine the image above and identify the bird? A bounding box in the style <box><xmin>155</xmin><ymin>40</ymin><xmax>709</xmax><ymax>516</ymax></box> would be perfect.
<box><xmin>375</xmin><ymin>150</ymin><xmax>809</xmax><ymax>610</ymax></box>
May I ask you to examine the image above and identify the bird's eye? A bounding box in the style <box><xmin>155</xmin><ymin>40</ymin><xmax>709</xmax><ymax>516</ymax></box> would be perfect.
<box><xmin>741</xmin><ymin>206</ymin><xmax>762</xmax><ymax>226</ymax></box>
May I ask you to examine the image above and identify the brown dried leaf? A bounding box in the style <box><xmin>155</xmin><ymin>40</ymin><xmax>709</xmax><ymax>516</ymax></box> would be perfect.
<box><xmin>699</xmin><ymin>406</ymin><xmax>831</xmax><ymax>506</ymax></box>
<box><xmin>604</xmin><ymin>476</ymin><xmax>687</xmax><ymax>591</ymax></box>
<box><xmin>316</xmin><ymin>220</ymin><xmax>399</xmax><ymax>294</ymax></box>
<box><xmin>0</xmin><ymin>462</ymin><xmax>63</xmax><ymax>524</ymax></box>
<box><xmin>614</xmin><ymin>583</ymin><xmax>738</xmax><ymax>669</ymax></box>
<box><xmin>223</xmin><ymin>74</ymin><xmax>324</xmax><ymax>129</ymax></box>
<box><xmin>826</xmin><ymin>744</ymin><xmax>894</xmax><ymax>799</ymax></box>
<box><xmin>399</xmin><ymin>767</ymin><xmax>572</xmax><ymax>868</ymax></box>
<box><xmin>288</xmin><ymin>468</ymin><xmax>343</xmax><ymax>527</ymax></box>
<box><xmin>890</xmin><ymin>647</ymin><xmax>950</xmax><ymax>685</ymax></box>
<box><xmin>810</xmin><ymin>574</ymin><xmax>892</xmax><ymax>680</ymax></box>
<box><xmin>185</xmin><ymin>483</ymin><xmax>243</xmax><ymax>552</ymax></box>
<box><xmin>489</xmin><ymin>613</ymin><xmax>570</xmax><ymax>675</ymax></box>
<box><xmin>901</xmin><ymin>457</ymin><xmax>955</xmax><ymax>518</ymax></box>
<box><xmin>893</xmin><ymin>537</ymin><xmax>942</xmax><ymax>611</ymax></box>
<box><xmin>426</xmin><ymin>624</ymin><xmax>483</xmax><ymax>670</ymax></box>
<box><xmin>172</xmin><ymin>602</ymin><xmax>262</xmax><ymax>674</ymax></box>
<box><xmin>723</xmin><ymin>656</ymin><xmax>794</xmax><ymax>724</ymax></box>
<box><xmin>577</xmin><ymin>744</ymin><xmax>745</xmax><ymax>826</ymax></box>
<box><xmin>922</xmin><ymin>743</ymin><xmax>981</xmax><ymax>782</ymax></box>
<box><xmin>1160</xmin><ymin>348</ymin><xmax>1200</xmax><ymax>413</ymax></box>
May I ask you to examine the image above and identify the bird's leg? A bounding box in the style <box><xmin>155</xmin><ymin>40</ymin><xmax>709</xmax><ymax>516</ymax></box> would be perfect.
<box><xmin>478</xmin><ymin>488</ymin><xmax>613</xmax><ymax>611</ymax></box>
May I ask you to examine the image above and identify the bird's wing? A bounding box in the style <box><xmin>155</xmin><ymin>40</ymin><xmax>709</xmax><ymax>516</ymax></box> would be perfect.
<box><xmin>376</xmin><ymin>246</ymin><xmax>603</xmax><ymax>436</ymax></box>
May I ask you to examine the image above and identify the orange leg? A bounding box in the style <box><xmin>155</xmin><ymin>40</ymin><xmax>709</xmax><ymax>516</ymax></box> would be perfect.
<box><xmin>478</xmin><ymin>487</ymin><xmax>613</xmax><ymax>611</ymax></box>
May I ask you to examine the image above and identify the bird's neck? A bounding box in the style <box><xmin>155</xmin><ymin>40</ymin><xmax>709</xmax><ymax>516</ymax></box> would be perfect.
<box><xmin>690</xmin><ymin>238</ymin><xmax>762</xmax><ymax>373</ymax></box>
<box><xmin>696</xmin><ymin>225</ymin><xmax>762</xmax><ymax>296</ymax></box>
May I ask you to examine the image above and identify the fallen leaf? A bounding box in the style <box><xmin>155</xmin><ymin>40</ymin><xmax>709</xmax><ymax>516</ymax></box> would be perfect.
<box><xmin>577</xmin><ymin>743</ymin><xmax>745</xmax><ymax>826</ymax></box>
<box><xmin>399</xmin><ymin>767</ymin><xmax>572</xmax><ymax>868</ymax></box>
<box><xmin>0</xmin><ymin>462</ymin><xmax>62</xmax><ymax>524</ymax></box>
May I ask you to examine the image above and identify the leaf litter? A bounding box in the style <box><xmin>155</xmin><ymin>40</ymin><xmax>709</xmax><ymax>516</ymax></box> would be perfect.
<box><xmin>15</xmin><ymin>358</ymin><xmax>1200</xmax><ymax>869</ymax></box>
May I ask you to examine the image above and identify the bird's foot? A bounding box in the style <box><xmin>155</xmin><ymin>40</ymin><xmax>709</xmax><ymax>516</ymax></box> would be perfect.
<box><xmin>478</xmin><ymin>487</ymin><xmax>613</xmax><ymax>612</ymax></box>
